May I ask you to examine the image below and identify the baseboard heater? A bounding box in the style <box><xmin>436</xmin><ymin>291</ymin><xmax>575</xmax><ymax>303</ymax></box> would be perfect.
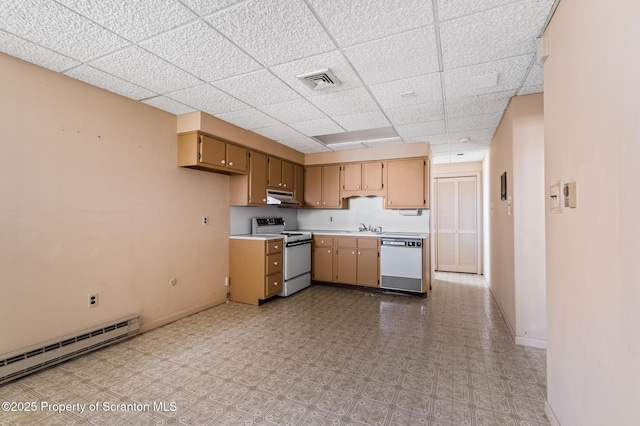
<box><xmin>0</xmin><ymin>314</ymin><xmax>139</xmax><ymax>385</ymax></box>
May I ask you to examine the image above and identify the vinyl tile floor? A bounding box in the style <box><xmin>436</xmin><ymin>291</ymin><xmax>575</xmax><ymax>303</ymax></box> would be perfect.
<box><xmin>0</xmin><ymin>272</ymin><xmax>549</xmax><ymax>426</ymax></box>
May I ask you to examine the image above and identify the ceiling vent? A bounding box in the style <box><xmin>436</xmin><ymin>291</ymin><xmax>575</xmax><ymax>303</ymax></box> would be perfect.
<box><xmin>297</xmin><ymin>69</ymin><xmax>342</xmax><ymax>90</ymax></box>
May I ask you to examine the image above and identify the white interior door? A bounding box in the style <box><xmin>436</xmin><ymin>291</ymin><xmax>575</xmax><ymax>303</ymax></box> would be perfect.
<box><xmin>436</xmin><ymin>176</ymin><xmax>478</xmax><ymax>273</ymax></box>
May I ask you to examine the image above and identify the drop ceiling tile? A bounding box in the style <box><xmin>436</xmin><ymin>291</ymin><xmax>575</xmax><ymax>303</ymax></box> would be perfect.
<box><xmin>215</xmin><ymin>108</ymin><xmax>281</xmax><ymax>130</ymax></box>
<box><xmin>206</xmin><ymin>0</ymin><xmax>335</xmax><ymax>67</ymax></box>
<box><xmin>0</xmin><ymin>0</ymin><xmax>129</xmax><ymax>61</ymax></box>
<box><xmin>445</xmin><ymin>90</ymin><xmax>514</xmax><ymax>119</ymax></box>
<box><xmin>166</xmin><ymin>84</ymin><xmax>248</xmax><ymax>115</ymax></box>
<box><xmin>307</xmin><ymin>0</ymin><xmax>433</xmax><ymax>47</ymax></box>
<box><xmin>444</xmin><ymin>55</ymin><xmax>532</xmax><ymax>100</ymax></box>
<box><xmin>517</xmin><ymin>85</ymin><xmax>543</xmax><ymax>96</ymax></box>
<box><xmin>289</xmin><ymin>118</ymin><xmax>344</xmax><ymax>137</ymax></box>
<box><xmin>449</xmin><ymin>150</ymin><xmax>487</xmax><ymax>163</ymax></box>
<box><xmin>57</xmin><ymin>0</ymin><xmax>196</xmax><ymax>42</ymax></box>
<box><xmin>447</xmin><ymin>140</ymin><xmax>491</xmax><ymax>153</ymax></box>
<box><xmin>280</xmin><ymin>137</ymin><xmax>332</xmax><ymax>154</ymax></box>
<box><xmin>396</xmin><ymin>121</ymin><xmax>446</xmax><ymax>138</ymax></box>
<box><xmin>90</xmin><ymin>46</ymin><xmax>202</xmax><ymax>94</ymax></box>
<box><xmin>252</xmin><ymin>125</ymin><xmax>304</xmax><ymax>141</ymax></box>
<box><xmin>447</xmin><ymin>128</ymin><xmax>497</xmax><ymax>143</ymax></box>
<box><xmin>437</xmin><ymin>0</ymin><xmax>515</xmax><ymax>21</ymax></box>
<box><xmin>140</xmin><ymin>20</ymin><xmax>261</xmax><ymax>82</ymax></box>
<box><xmin>429</xmin><ymin>143</ymin><xmax>452</xmax><ymax>153</ymax></box>
<box><xmin>523</xmin><ymin>62</ymin><xmax>543</xmax><ymax>87</ymax></box>
<box><xmin>386</xmin><ymin>103</ymin><xmax>444</xmax><ymax>126</ymax></box>
<box><xmin>270</xmin><ymin>50</ymin><xmax>363</xmax><ymax>96</ymax></box>
<box><xmin>307</xmin><ymin>87</ymin><xmax>380</xmax><ymax>117</ymax></box>
<box><xmin>440</xmin><ymin>0</ymin><xmax>554</xmax><ymax>69</ymax></box>
<box><xmin>405</xmin><ymin>134</ymin><xmax>448</xmax><ymax>145</ymax></box>
<box><xmin>363</xmin><ymin>137</ymin><xmax>404</xmax><ymax>148</ymax></box>
<box><xmin>64</xmin><ymin>65</ymin><xmax>156</xmax><ymax>100</ymax></box>
<box><xmin>343</xmin><ymin>27</ymin><xmax>439</xmax><ymax>85</ymax></box>
<box><xmin>0</xmin><ymin>29</ymin><xmax>80</xmax><ymax>72</ymax></box>
<box><xmin>180</xmin><ymin>0</ymin><xmax>246</xmax><ymax>16</ymax></box>
<box><xmin>141</xmin><ymin>96</ymin><xmax>196</xmax><ymax>115</ymax></box>
<box><xmin>333</xmin><ymin>110</ymin><xmax>390</xmax><ymax>132</ymax></box>
<box><xmin>212</xmin><ymin>69</ymin><xmax>301</xmax><ymax>107</ymax></box>
<box><xmin>446</xmin><ymin>112</ymin><xmax>502</xmax><ymax>133</ymax></box>
<box><xmin>258</xmin><ymin>99</ymin><xmax>325</xmax><ymax>124</ymax></box>
<box><xmin>369</xmin><ymin>73</ymin><xmax>443</xmax><ymax>109</ymax></box>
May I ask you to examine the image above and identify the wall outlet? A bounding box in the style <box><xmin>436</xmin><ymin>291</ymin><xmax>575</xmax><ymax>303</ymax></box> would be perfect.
<box><xmin>202</xmin><ymin>216</ymin><xmax>209</xmax><ymax>225</ymax></box>
<box><xmin>88</xmin><ymin>293</ymin><xmax>98</xmax><ymax>308</ymax></box>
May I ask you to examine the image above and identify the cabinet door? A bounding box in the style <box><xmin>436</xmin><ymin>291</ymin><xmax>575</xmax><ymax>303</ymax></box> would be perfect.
<box><xmin>226</xmin><ymin>144</ymin><xmax>247</xmax><ymax>173</ymax></box>
<box><xmin>362</xmin><ymin>162</ymin><xmax>383</xmax><ymax>190</ymax></box>
<box><xmin>248</xmin><ymin>151</ymin><xmax>267</xmax><ymax>205</ymax></box>
<box><xmin>322</xmin><ymin>165</ymin><xmax>342</xmax><ymax>207</ymax></box>
<box><xmin>312</xmin><ymin>246</ymin><xmax>334</xmax><ymax>282</ymax></box>
<box><xmin>268</xmin><ymin>157</ymin><xmax>282</xmax><ymax>188</ymax></box>
<box><xmin>265</xmin><ymin>272</ymin><xmax>283</xmax><ymax>297</ymax></box>
<box><xmin>343</xmin><ymin>163</ymin><xmax>362</xmax><ymax>191</ymax></box>
<box><xmin>357</xmin><ymin>249</ymin><xmax>379</xmax><ymax>287</ymax></box>
<box><xmin>199</xmin><ymin>135</ymin><xmax>226</xmax><ymax>167</ymax></box>
<box><xmin>281</xmin><ymin>161</ymin><xmax>294</xmax><ymax>189</ymax></box>
<box><xmin>336</xmin><ymin>248</ymin><xmax>357</xmax><ymax>284</ymax></box>
<box><xmin>293</xmin><ymin>164</ymin><xmax>304</xmax><ymax>203</ymax></box>
<box><xmin>386</xmin><ymin>158</ymin><xmax>426</xmax><ymax>208</ymax></box>
<box><xmin>305</xmin><ymin>166</ymin><xmax>322</xmax><ymax>207</ymax></box>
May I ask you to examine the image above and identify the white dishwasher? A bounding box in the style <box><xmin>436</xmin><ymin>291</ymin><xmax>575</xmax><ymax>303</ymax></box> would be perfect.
<box><xmin>380</xmin><ymin>236</ymin><xmax>423</xmax><ymax>293</ymax></box>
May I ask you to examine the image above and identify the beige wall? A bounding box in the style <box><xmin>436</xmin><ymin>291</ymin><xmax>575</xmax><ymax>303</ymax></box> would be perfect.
<box><xmin>544</xmin><ymin>0</ymin><xmax>640</xmax><ymax>424</ymax></box>
<box><xmin>0</xmin><ymin>54</ymin><xmax>229</xmax><ymax>355</ymax></box>
<box><xmin>431</xmin><ymin>161</ymin><xmax>483</xmax><ymax>175</ymax></box>
<box><xmin>304</xmin><ymin>143</ymin><xmax>430</xmax><ymax>165</ymax></box>
<box><xmin>487</xmin><ymin>94</ymin><xmax>546</xmax><ymax>347</ymax></box>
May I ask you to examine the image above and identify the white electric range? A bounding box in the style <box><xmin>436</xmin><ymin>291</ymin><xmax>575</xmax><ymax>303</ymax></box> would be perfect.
<box><xmin>251</xmin><ymin>218</ymin><xmax>312</xmax><ymax>297</ymax></box>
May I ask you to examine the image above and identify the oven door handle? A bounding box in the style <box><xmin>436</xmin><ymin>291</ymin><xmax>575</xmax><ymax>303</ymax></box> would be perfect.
<box><xmin>285</xmin><ymin>239</ymin><xmax>312</xmax><ymax>248</ymax></box>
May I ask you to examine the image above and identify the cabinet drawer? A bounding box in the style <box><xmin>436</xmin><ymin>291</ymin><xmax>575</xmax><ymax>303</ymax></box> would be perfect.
<box><xmin>266</xmin><ymin>239</ymin><xmax>283</xmax><ymax>254</ymax></box>
<box><xmin>337</xmin><ymin>237</ymin><xmax>357</xmax><ymax>248</ymax></box>
<box><xmin>266</xmin><ymin>252</ymin><xmax>283</xmax><ymax>275</ymax></box>
<box><xmin>313</xmin><ymin>236</ymin><xmax>334</xmax><ymax>247</ymax></box>
<box><xmin>357</xmin><ymin>237</ymin><xmax>379</xmax><ymax>249</ymax></box>
<box><xmin>265</xmin><ymin>272</ymin><xmax>283</xmax><ymax>297</ymax></box>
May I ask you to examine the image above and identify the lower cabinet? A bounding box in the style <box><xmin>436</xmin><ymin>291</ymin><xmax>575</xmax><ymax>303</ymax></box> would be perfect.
<box><xmin>312</xmin><ymin>236</ymin><xmax>334</xmax><ymax>282</ymax></box>
<box><xmin>312</xmin><ymin>235</ymin><xmax>379</xmax><ymax>287</ymax></box>
<box><xmin>230</xmin><ymin>238</ymin><xmax>283</xmax><ymax>305</ymax></box>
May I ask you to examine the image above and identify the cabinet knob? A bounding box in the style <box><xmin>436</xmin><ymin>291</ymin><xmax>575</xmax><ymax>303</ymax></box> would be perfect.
<box><xmin>274</xmin><ymin>281</ymin><xmax>278</xmax><ymax>286</ymax></box>
<box><xmin>327</xmin><ymin>249</ymin><xmax>331</xmax><ymax>253</ymax></box>
<box><xmin>365</xmin><ymin>186</ymin><xmax>368</xmax><ymax>189</ymax></box>
<box><xmin>388</xmin><ymin>201</ymin><xmax>392</xmax><ymax>205</ymax></box>
<box><xmin>279</xmin><ymin>183</ymin><xmax>282</xmax><ymax>187</ymax></box>
<box><xmin>283</xmin><ymin>183</ymin><xmax>287</xmax><ymax>187</ymax></box>
<box><xmin>274</xmin><ymin>261</ymin><xmax>278</xmax><ymax>266</ymax></box>
<box><xmin>262</xmin><ymin>198</ymin><xmax>266</xmax><ymax>202</ymax></box>
<box><xmin>321</xmin><ymin>240</ymin><xmax>325</xmax><ymax>244</ymax></box>
<box><xmin>229</xmin><ymin>161</ymin><xmax>233</xmax><ymax>166</ymax></box>
<box><xmin>358</xmin><ymin>251</ymin><xmax>362</xmax><ymax>255</ymax></box>
<box><xmin>274</xmin><ymin>245</ymin><xmax>278</xmax><ymax>249</ymax></box>
<box><xmin>316</xmin><ymin>201</ymin><xmax>320</xmax><ymax>205</ymax></box>
<box><xmin>323</xmin><ymin>202</ymin><xmax>326</xmax><ymax>205</ymax></box>
<box><xmin>352</xmin><ymin>251</ymin><xmax>355</xmax><ymax>255</ymax></box>
<box><xmin>221</xmin><ymin>159</ymin><xmax>226</xmax><ymax>165</ymax></box>
<box><xmin>357</xmin><ymin>185</ymin><xmax>360</xmax><ymax>189</ymax></box>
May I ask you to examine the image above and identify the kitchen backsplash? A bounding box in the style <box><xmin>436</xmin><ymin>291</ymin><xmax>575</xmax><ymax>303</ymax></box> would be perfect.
<box><xmin>297</xmin><ymin>197</ymin><xmax>429</xmax><ymax>233</ymax></box>
<box><xmin>230</xmin><ymin>197</ymin><xmax>429</xmax><ymax>235</ymax></box>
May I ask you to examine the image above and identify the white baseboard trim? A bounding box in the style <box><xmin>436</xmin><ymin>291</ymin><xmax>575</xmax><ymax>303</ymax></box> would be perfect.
<box><xmin>515</xmin><ymin>335</ymin><xmax>547</xmax><ymax>349</ymax></box>
<box><xmin>545</xmin><ymin>400</ymin><xmax>561</xmax><ymax>426</ymax></box>
<box><xmin>139</xmin><ymin>296</ymin><xmax>228</xmax><ymax>334</ymax></box>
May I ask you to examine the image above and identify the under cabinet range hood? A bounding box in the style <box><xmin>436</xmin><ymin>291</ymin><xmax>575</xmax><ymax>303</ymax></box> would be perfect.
<box><xmin>266</xmin><ymin>189</ymin><xmax>301</xmax><ymax>206</ymax></box>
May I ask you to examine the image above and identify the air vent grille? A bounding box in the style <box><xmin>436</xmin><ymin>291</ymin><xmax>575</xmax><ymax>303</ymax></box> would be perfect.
<box><xmin>297</xmin><ymin>69</ymin><xmax>342</xmax><ymax>90</ymax></box>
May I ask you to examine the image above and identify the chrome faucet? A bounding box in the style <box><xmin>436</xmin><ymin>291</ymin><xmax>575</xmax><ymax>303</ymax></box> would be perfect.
<box><xmin>358</xmin><ymin>223</ymin><xmax>367</xmax><ymax>232</ymax></box>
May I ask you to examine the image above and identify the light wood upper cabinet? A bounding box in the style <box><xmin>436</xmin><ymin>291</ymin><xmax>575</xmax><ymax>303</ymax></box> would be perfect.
<box><xmin>267</xmin><ymin>158</ymin><xmax>295</xmax><ymax>190</ymax></box>
<box><xmin>293</xmin><ymin>164</ymin><xmax>304</xmax><ymax>203</ymax></box>
<box><xmin>385</xmin><ymin>158</ymin><xmax>428</xmax><ymax>209</ymax></box>
<box><xmin>230</xmin><ymin>150</ymin><xmax>268</xmax><ymax>206</ymax></box>
<box><xmin>341</xmin><ymin>161</ymin><xmax>384</xmax><ymax>199</ymax></box>
<box><xmin>304</xmin><ymin>165</ymin><xmax>345</xmax><ymax>208</ymax></box>
<box><xmin>281</xmin><ymin>160</ymin><xmax>294</xmax><ymax>189</ymax></box>
<box><xmin>178</xmin><ymin>132</ymin><xmax>247</xmax><ymax>174</ymax></box>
